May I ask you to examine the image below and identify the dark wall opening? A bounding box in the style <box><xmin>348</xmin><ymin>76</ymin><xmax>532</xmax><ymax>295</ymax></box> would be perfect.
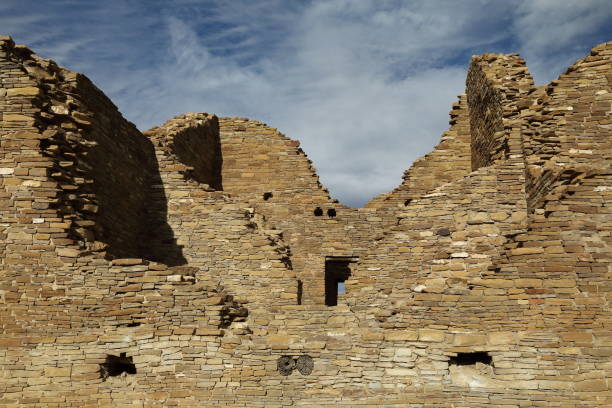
<box><xmin>325</xmin><ymin>257</ymin><xmax>356</xmax><ymax>306</ymax></box>
<box><xmin>100</xmin><ymin>353</ymin><xmax>136</xmax><ymax>379</ymax></box>
<box><xmin>297</xmin><ymin>280</ymin><xmax>303</xmax><ymax>305</ymax></box>
<box><xmin>449</xmin><ymin>351</ymin><xmax>492</xmax><ymax>366</ymax></box>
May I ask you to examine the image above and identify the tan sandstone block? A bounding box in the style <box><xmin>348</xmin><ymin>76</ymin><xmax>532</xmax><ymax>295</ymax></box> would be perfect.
<box><xmin>560</xmin><ymin>332</ymin><xmax>593</xmax><ymax>343</ymax></box>
<box><xmin>575</xmin><ymin>379</ymin><xmax>608</xmax><ymax>392</ymax></box>
<box><xmin>510</xmin><ymin>247</ymin><xmax>544</xmax><ymax>255</ymax></box>
<box><xmin>72</xmin><ymin>364</ymin><xmax>100</xmax><ymax>374</ymax></box>
<box><xmin>558</xmin><ymin>347</ymin><xmax>581</xmax><ymax>355</ymax></box>
<box><xmin>7</xmin><ymin>87</ymin><xmax>40</xmax><ymax>96</ymax></box>
<box><xmin>56</xmin><ymin>335</ymin><xmax>97</xmax><ymax>343</ymax></box>
<box><xmin>487</xmin><ymin>332</ymin><xmax>516</xmax><ymax>345</ymax></box>
<box><xmin>511</xmin><ymin>211</ymin><xmax>527</xmax><ymax>223</ymax></box>
<box><xmin>195</xmin><ymin>328</ymin><xmax>223</xmax><ymax>336</ymax></box>
<box><xmin>418</xmin><ymin>329</ymin><xmax>445</xmax><ymax>342</ymax></box>
<box><xmin>543</xmin><ymin>279</ymin><xmax>576</xmax><ymax>288</ymax></box>
<box><xmin>490</xmin><ymin>211</ymin><xmax>509</xmax><ymax>221</ymax></box>
<box><xmin>385</xmin><ymin>331</ymin><xmax>418</xmax><ymax>341</ymax></box>
<box><xmin>10</xmin><ymin>130</ymin><xmax>44</xmax><ymax>139</ymax></box>
<box><xmin>56</xmin><ymin>248</ymin><xmax>80</xmax><ymax>257</ymax></box>
<box><xmin>467</xmin><ymin>211</ymin><xmax>490</xmax><ymax>224</ymax></box>
<box><xmin>204</xmin><ymin>296</ymin><xmax>224</xmax><ymax>305</ymax></box>
<box><xmin>111</xmin><ymin>258</ymin><xmax>143</xmax><ymax>266</ymax></box>
<box><xmin>476</xmin><ymin>279</ymin><xmax>514</xmax><ymax>288</ymax></box>
<box><xmin>454</xmin><ymin>334</ymin><xmax>487</xmax><ymax>346</ymax></box>
<box><xmin>173</xmin><ymin>328</ymin><xmax>195</xmax><ymax>335</ymax></box>
<box><xmin>44</xmin><ymin>366</ymin><xmax>71</xmax><ymax>377</ymax></box>
<box><xmin>386</xmin><ymin>368</ymin><xmax>416</xmax><ymax>376</ymax></box>
<box><xmin>0</xmin><ymin>338</ymin><xmax>22</xmax><ymax>347</ymax></box>
<box><xmin>360</xmin><ymin>330</ymin><xmax>384</xmax><ymax>341</ymax></box>
<box><xmin>515</xmin><ymin>278</ymin><xmax>542</xmax><ymax>287</ymax></box>
<box><xmin>3</xmin><ymin>113</ymin><xmax>35</xmax><ymax>123</ymax></box>
<box><xmin>328</xmin><ymin>316</ymin><xmax>346</xmax><ymax>325</ymax></box>
<box><xmin>266</xmin><ymin>334</ymin><xmax>291</xmax><ymax>347</ymax></box>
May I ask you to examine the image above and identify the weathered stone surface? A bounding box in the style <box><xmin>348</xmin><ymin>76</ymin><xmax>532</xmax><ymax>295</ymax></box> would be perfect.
<box><xmin>385</xmin><ymin>331</ymin><xmax>419</xmax><ymax>341</ymax></box>
<box><xmin>453</xmin><ymin>334</ymin><xmax>487</xmax><ymax>346</ymax></box>
<box><xmin>6</xmin><ymin>86</ymin><xmax>40</xmax><ymax>96</ymax></box>
<box><xmin>0</xmin><ymin>35</ymin><xmax>610</xmax><ymax>407</ymax></box>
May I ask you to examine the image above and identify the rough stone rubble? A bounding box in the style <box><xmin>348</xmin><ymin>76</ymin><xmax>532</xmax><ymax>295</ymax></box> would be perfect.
<box><xmin>0</xmin><ymin>35</ymin><xmax>611</xmax><ymax>406</ymax></box>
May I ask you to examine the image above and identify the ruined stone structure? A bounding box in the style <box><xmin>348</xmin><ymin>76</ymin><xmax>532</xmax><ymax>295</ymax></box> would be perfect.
<box><xmin>0</xmin><ymin>35</ymin><xmax>610</xmax><ymax>407</ymax></box>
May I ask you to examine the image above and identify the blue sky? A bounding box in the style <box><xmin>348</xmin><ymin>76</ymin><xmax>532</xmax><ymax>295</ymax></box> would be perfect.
<box><xmin>2</xmin><ymin>0</ymin><xmax>611</xmax><ymax>206</ymax></box>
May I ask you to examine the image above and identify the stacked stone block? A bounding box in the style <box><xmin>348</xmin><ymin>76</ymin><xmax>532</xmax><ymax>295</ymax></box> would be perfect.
<box><xmin>1</xmin><ymin>35</ymin><xmax>610</xmax><ymax>406</ymax></box>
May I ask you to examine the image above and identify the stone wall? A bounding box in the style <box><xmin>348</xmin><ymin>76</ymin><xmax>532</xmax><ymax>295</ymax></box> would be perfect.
<box><xmin>0</xmin><ymin>37</ymin><xmax>63</xmax><ymax>274</ymax></box>
<box><xmin>0</xmin><ymin>35</ymin><xmax>159</xmax><ymax>263</ymax></box>
<box><xmin>467</xmin><ymin>53</ymin><xmax>534</xmax><ymax>170</ymax></box>
<box><xmin>148</xmin><ymin>113</ymin><xmax>222</xmax><ymax>190</ymax></box>
<box><xmin>145</xmin><ymin>114</ymin><xmax>298</xmax><ymax>310</ymax></box>
<box><xmin>524</xmin><ymin>42</ymin><xmax>612</xmax><ymax>210</ymax></box>
<box><xmin>218</xmin><ymin>117</ymin><xmax>389</xmax><ymax>305</ymax></box>
<box><xmin>1</xmin><ymin>35</ymin><xmax>610</xmax><ymax>407</ymax></box>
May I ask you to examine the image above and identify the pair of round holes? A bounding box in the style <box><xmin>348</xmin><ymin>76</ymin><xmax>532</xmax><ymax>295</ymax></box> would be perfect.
<box><xmin>277</xmin><ymin>355</ymin><xmax>314</xmax><ymax>376</ymax></box>
<box><xmin>314</xmin><ymin>207</ymin><xmax>336</xmax><ymax>217</ymax></box>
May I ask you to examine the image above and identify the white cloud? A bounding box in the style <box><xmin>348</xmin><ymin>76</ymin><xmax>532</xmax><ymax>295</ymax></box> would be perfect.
<box><xmin>514</xmin><ymin>0</ymin><xmax>612</xmax><ymax>83</ymax></box>
<box><xmin>115</xmin><ymin>0</ymin><xmax>502</xmax><ymax>205</ymax></box>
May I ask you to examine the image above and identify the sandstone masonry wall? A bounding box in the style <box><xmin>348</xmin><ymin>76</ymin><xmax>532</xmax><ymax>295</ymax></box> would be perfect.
<box><xmin>1</xmin><ymin>36</ymin><xmax>610</xmax><ymax>407</ymax></box>
<box><xmin>0</xmin><ymin>35</ymin><xmax>159</xmax><ymax>263</ymax></box>
<box><xmin>524</xmin><ymin>42</ymin><xmax>612</xmax><ymax>211</ymax></box>
<box><xmin>149</xmin><ymin>113</ymin><xmax>223</xmax><ymax>190</ymax></box>
<box><xmin>145</xmin><ymin>113</ymin><xmax>298</xmax><ymax>313</ymax></box>
<box><xmin>467</xmin><ymin>53</ymin><xmax>535</xmax><ymax>170</ymax></box>
<box><xmin>218</xmin><ymin>117</ymin><xmax>389</xmax><ymax>305</ymax></box>
<box><xmin>0</xmin><ymin>38</ymin><xmax>270</xmax><ymax>408</ymax></box>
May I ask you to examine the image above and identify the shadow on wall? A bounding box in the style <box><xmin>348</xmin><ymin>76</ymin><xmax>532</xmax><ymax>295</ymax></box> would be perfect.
<box><xmin>42</xmin><ymin>71</ymin><xmax>187</xmax><ymax>266</ymax></box>
<box><xmin>63</xmin><ymin>121</ymin><xmax>187</xmax><ymax>264</ymax></box>
<box><xmin>139</xmin><ymin>146</ymin><xmax>187</xmax><ymax>266</ymax></box>
<box><xmin>89</xmin><ymin>126</ymin><xmax>187</xmax><ymax>265</ymax></box>
<box><xmin>172</xmin><ymin>125</ymin><xmax>223</xmax><ymax>191</ymax></box>
<box><xmin>137</xmin><ymin>115</ymin><xmax>223</xmax><ymax>265</ymax></box>
<box><xmin>84</xmin><ymin>131</ymin><xmax>187</xmax><ymax>265</ymax></box>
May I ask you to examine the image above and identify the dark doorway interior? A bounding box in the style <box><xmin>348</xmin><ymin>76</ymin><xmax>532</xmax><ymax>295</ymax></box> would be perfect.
<box><xmin>324</xmin><ymin>257</ymin><xmax>356</xmax><ymax>306</ymax></box>
<box><xmin>449</xmin><ymin>351</ymin><xmax>493</xmax><ymax>366</ymax></box>
<box><xmin>100</xmin><ymin>353</ymin><xmax>136</xmax><ymax>379</ymax></box>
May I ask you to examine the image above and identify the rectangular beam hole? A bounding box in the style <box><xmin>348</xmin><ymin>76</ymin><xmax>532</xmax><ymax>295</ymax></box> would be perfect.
<box><xmin>100</xmin><ymin>352</ymin><xmax>137</xmax><ymax>379</ymax></box>
<box><xmin>449</xmin><ymin>351</ymin><xmax>492</xmax><ymax>366</ymax></box>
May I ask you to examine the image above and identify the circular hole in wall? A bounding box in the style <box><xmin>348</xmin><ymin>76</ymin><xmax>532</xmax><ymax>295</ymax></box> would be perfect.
<box><xmin>296</xmin><ymin>355</ymin><xmax>314</xmax><ymax>375</ymax></box>
<box><xmin>436</xmin><ymin>228</ymin><xmax>451</xmax><ymax>236</ymax></box>
<box><xmin>277</xmin><ymin>356</ymin><xmax>295</xmax><ymax>376</ymax></box>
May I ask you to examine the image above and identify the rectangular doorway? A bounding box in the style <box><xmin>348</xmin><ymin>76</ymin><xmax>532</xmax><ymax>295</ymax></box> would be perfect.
<box><xmin>324</xmin><ymin>257</ymin><xmax>357</xmax><ymax>306</ymax></box>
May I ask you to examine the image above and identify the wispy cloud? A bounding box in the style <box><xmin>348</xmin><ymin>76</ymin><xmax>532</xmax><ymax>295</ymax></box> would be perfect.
<box><xmin>1</xmin><ymin>0</ymin><xmax>610</xmax><ymax>206</ymax></box>
<box><xmin>514</xmin><ymin>0</ymin><xmax>612</xmax><ymax>83</ymax></box>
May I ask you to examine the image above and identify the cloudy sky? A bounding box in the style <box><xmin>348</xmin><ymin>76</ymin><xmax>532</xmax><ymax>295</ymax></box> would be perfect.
<box><xmin>2</xmin><ymin>1</ymin><xmax>611</xmax><ymax>206</ymax></box>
